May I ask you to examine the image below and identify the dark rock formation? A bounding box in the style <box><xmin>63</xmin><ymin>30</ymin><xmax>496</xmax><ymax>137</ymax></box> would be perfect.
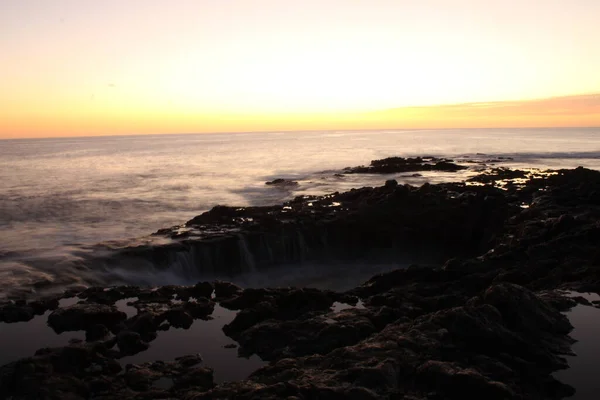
<box><xmin>205</xmin><ymin>283</ymin><xmax>574</xmax><ymax>399</ymax></box>
<box><xmin>164</xmin><ymin>307</ymin><xmax>194</xmax><ymax>329</ymax></box>
<box><xmin>85</xmin><ymin>324</ymin><xmax>110</xmax><ymax>342</ymax></box>
<box><xmin>213</xmin><ymin>280</ymin><xmax>243</xmax><ymax>299</ymax></box>
<box><xmin>116</xmin><ymin>330</ymin><xmax>149</xmax><ymax>355</ymax></box>
<box><xmin>0</xmin><ymin>344</ymin><xmax>213</xmax><ymax>399</ymax></box>
<box><xmin>4</xmin><ymin>164</ymin><xmax>600</xmax><ymax>399</ymax></box>
<box><xmin>0</xmin><ymin>303</ymin><xmax>35</xmax><ymax>323</ymax></box>
<box><xmin>139</xmin><ymin>170</ymin><xmax>511</xmax><ymax>280</ymax></box>
<box><xmin>265</xmin><ymin>178</ymin><xmax>299</xmax><ymax>186</ymax></box>
<box><xmin>344</xmin><ymin>156</ymin><xmax>468</xmax><ymax>174</ymax></box>
<box><xmin>48</xmin><ymin>303</ymin><xmax>127</xmax><ymax>333</ymax></box>
<box><xmin>467</xmin><ymin>167</ymin><xmax>528</xmax><ymax>184</ymax></box>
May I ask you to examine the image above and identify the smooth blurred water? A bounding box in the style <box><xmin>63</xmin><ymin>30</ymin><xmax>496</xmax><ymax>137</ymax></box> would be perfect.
<box><xmin>554</xmin><ymin>292</ymin><xmax>600</xmax><ymax>399</ymax></box>
<box><xmin>1</xmin><ymin>128</ymin><xmax>600</xmax><ymax>296</ymax></box>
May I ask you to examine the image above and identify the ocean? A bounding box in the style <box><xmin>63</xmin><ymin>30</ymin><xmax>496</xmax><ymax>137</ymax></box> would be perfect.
<box><xmin>1</xmin><ymin>127</ymin><xmax>600</xmax><ymax>299</ymax></box>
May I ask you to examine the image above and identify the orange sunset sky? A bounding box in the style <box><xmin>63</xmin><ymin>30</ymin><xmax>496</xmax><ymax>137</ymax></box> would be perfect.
<box><xmin>1</xmin><ymin>0</ymin><xmax>600</xmax><ymax>139</ymax></box>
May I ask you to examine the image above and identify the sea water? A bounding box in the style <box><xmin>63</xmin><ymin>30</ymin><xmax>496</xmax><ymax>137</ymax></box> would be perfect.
<box><xmin>1</xmin><ymin>128</ymin><xmax>600</xmax><ymax>297</ymax></box>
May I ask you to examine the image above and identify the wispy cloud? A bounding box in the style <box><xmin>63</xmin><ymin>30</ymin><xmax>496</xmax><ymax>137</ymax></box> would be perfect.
<box><xmin>376</xmin><ymin>94</ymin><xmax>600</xmax><ymax>128</ymax></box>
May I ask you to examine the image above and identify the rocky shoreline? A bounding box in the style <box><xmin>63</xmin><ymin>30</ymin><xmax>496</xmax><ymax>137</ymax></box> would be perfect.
<box><xmin>2</xmin><ymin>159</ymin><xmax>600</xmax><ymax>399</ymax></box>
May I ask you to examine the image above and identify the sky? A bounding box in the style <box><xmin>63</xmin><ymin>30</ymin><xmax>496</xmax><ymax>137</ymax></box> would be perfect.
<box><xmin>1</xmin><ymin>0</ymin><xmax>600</xmax><ymax>138</ymax></box>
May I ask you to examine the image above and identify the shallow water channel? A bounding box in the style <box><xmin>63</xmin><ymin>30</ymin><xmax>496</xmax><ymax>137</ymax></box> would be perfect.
<box><xmin>0</xmin><ymin>292</ymin><xmax>368</xmax><ymax>383</ymax></box>
<box><xmin>554</xmin><ymin>291</ymin><xmax>600</xmax><ymax>399</ymax></box>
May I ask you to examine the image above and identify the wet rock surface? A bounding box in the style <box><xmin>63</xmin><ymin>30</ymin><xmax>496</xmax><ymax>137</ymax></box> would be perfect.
<box><xmin>48</xmin><ymin>303</ymin><xmax>127</xmax><ymax>333</ymax></box>
<box><xmin>265</xmin><ymin>178</ymin><xmax>299</xmax><ymax>186</ymax></box>
<box><xmin>344</xmin><ymin>156</ymin><xmax>468</xmax><ymax>174</ymax></box>
<box><xmin>153</xmin><ymin>163</ymin><xmax>511</xmax><ymax>276</ymax></box>
<box><xmin>3</xmin><ymin>163</ymin><xmax>600</xmax><ymax>398</ymax></box>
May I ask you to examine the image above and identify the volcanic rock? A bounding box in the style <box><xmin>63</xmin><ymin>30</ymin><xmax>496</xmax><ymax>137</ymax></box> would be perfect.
<box><xmin>265</xmin><ymin>178</ymin><xmax>299</xmax><ymax>186</ymax></box>
<box><xmin>48</xmin><ymin>303</ymin><xmax>127</xmax><ymax>333</ymax></box>
<box><xmin>117</xmin><ymin>330</ymin><xmax>149</xmax><ymax>355</ymax></box>
<box><xmin>345</xmin><ymin>156</ymin><xmax>467</xmax><ymax>174</ymax></box>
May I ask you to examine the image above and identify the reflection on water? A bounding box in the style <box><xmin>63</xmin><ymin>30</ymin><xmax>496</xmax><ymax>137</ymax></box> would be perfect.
<box><xmin>120</xmin><ymin>304</ymin><xmax>266</xmax><ymax>383</ymax></box>
<box><xmin>0</xmin><ymin>300</ymin><xmax>265</xmax><ymax>383</ymax></box>
<box><xmin>114</xmin><ymin>297</ymin><xmax>138</xmax><ymax>318</ymax></box>
<box><xmin>0</xmin><ymin>263</ymin><xmax>398</xmax><ymax>381</ymax></box>
<box><xmin>332</xmin><ymin>300</ymin><xmax>365</xmax><ymax>313</ymax></box>
<box><xmin>555</xmin><ymin>292</ymin><xmax>600</xmax><ymax>399</ymax></box>
<box><xmin>0</xmin><ymin>298</ymin><xmax>82</xmax><ymax>366</ymax></box>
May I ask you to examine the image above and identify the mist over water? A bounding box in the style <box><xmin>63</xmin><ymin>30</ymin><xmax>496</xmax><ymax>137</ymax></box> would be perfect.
<box><xmin>1</xmin><ymin>128</ymin><xmax>600</xmax><ymax>297</ymax></box>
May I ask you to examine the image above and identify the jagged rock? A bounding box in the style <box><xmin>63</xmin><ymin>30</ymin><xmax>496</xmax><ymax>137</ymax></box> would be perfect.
<box><xmin>345</xmin><ymin>156</ymin><xmax>467</xmax><ymax>174</ymax></box>
<box><xmin>0</xmin><ymin>342</ymin><xmax>126</xmax><ymax>399</ymax></box>
<box><xmin>483</xmin><ymin>283</ymin><xmax>573</xmax><ymax>336</ymax></box>
<box><xmin>164</xmin><ymin>307</ymin><xmax>193</xmax><ymax>329</ymax></box>
<box><xmin>127</xmin><ymin>313</ymin><xmax>157</xmax><ymax>336</ymax></box>
<box><xmin>6</xmin><ymin>166</ymin><xmax>600</xmax><ymax>399</ymax></box>
<box><xmin>79</xmin><ymin>286</ymin><xmax>140</xmax><ymax>305</ymax></box>
<box><xmin>227</xmin><ymin>308</ymin><xmax>377</xmax><ymax>361</ymax></box>
<box><xmin>124</xmin><ymin>364</ymin><xmax>164</xmax><ymax>391</ymax></box>
<box><xmin>222</xmin><ymin>288</ymin><xmax>338</xmax><ymax>341</ymax></box>
<box><xmin>0</xmin><ymin>303</ymin><xmax>35</xmax><ymax>323</ymax></box>
<box><xmin>48</xmin><ymin>303</ymin><xmax>127</xmax><ymax>333</ymax></box>
<box><xmin>172</xmin><ymin>366</ymin><xmax>214</xmax><ymax>391</ymax></box>
<box><xmin>86</xmin><ymin>324</ymin><xmax>110</xmax><ymax>342</ymax></box>
<box><xmin>385</xmin><ymin>179</ymin><xmax>398</xmax><ymax>188</ymax></box>
<box><xmin>223</xmin><ymin>301</ymin><xmax>278</xmax><ymax>336</ymax></box>
<box><xmin>117</xmin><ymin>331</ymin><xmax>149</xmax><ymax>355</ymax></box>
<box><xmin>265</xmin><ymin>178</ymin><xmax>299</xmax><ymax>186</ymax></box>
<box><xmin>191</xmin><ymin>281</ymin><xmax>213</xmax><ymax>299</ymax></box>
<box><xmin>275</xmin><ymin>288</ymin><xmax>335</xmax><ymax>316</ymax></box>
<box><xmin>175</xmin><ymin>354</ymin><xmax>203</xmax><ymax>367</ymax></box>
<box><xmin>183</xmin><ymin>298</ymin><xmax>215</xmax><ymax>319</ymax></box>
<box><xmin>219</xmin><ymin>288</ymin><xmax>276</xmax><ymax>310</ymax></box>
<box><xmin>28</xmin><ymin>297</ymin><xmax>60</xmax><ymax>315</ymax></box>
<box><xmin>213</xmin><ymin>281</ymin><xmax>243</xmax><ymax>299</ymax></box>
<box><xmin>467</xmin><ymin>168</ymin><xmax>529</xmax><ymax>185</ymax></box>
<box><xmin>415</xmin><ymin>360</ymin><xmax>514</xmax><ymax>399</ymax></box>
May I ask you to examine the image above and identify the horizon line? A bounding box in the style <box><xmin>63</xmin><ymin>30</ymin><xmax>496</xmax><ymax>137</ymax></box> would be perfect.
<box><xmin>3</xmin><ymin>92</ymin><xmax>600</xmax><ymax>140</ymax></box>
<box><xmin>2</xmin><ymin>125</ymin><xmax>599</xmax><ymax>142</ymax></box>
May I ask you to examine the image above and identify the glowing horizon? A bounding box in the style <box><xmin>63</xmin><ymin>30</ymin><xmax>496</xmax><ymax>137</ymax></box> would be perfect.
<box><xmin>2</xmin><ymin>1</ymin><xmax>600</xmax><ymax>139</ymax></box>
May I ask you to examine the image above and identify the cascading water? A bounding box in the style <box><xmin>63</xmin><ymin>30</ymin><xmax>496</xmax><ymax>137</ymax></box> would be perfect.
<box><xmin>235</xmin><ymin>234</ymin><xmax>256</xmax><ymax>274</ymax></box>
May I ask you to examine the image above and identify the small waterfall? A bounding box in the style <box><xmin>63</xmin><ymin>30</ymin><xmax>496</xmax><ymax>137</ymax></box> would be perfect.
<box><xmin>112</xmin><ymin>217</ymin><xmax>455</xmax><ymax>284</ymax></box>
<box><xmin>198</xmin><ymin>244</ymin><xmax>214</xmax><ymax>275</ymax></box>
<box><xmin>295</xmin><ymin>231</ymin><xmax>308</xmax><ymax>262</ymax></box>
<box><xmin>236</xmin><ymin>234</ymin><xmax>256</xmax><ymax>273</ymax></box>
<box><xmin>259</xmin><ymin>235</ymin><xmax>275</xmax><ymax>265</ymax></box>
<box><xmin>170</xmin><ymin>250</ymin><xmax>196</xmax><ymax>280</ymax></box>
